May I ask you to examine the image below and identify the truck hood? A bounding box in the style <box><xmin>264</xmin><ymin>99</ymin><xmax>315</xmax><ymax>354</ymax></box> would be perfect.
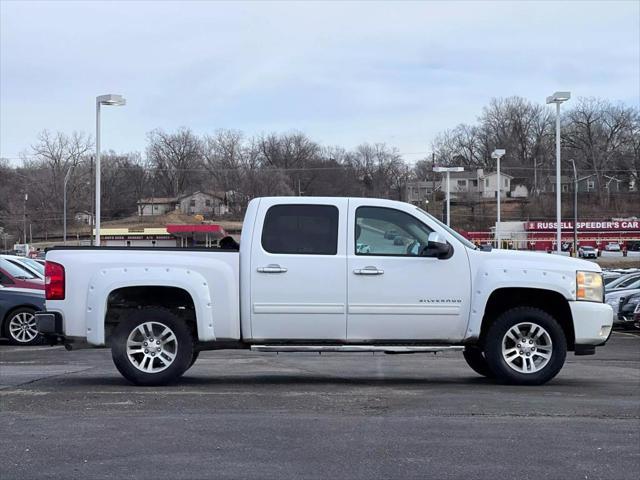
<box><xmin>473</xmin><ymin>248</ymin><xmax>601</xmax><ymax>273</ymax></box>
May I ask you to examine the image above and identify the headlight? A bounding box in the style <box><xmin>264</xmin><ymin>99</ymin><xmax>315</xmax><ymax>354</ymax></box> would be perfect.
<box><xmin>576</xmin><ymin>271</ymin><xmax>604</xmax><ymax>302</ymax></box>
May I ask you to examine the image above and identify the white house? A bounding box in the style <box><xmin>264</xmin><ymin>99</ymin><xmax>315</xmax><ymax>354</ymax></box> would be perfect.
<box><xmin>177</xmin><ymin>191</ymin><xmax>228</xmax><ymax>216</ymax></box>
<box><xmin>137</xmin><ymin>192</ymin><xmax>229</xmax><ymax>217</ymax></box>
<box><xmin>481</xmin><ymin>171</ymin><xmax>514</xmax><ymax>199</ymax></box>
<box><xmin>137</xmin><ymin>197</ymin><xmax>178</xmax><ymax>216</ymax></box>
<box><xmin>418</xmin><ymin>168</ymin><xmax>526</xmax><ymax>199</ymax></box>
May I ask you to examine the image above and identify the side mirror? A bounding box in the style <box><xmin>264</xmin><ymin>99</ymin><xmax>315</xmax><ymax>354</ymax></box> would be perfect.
<box><xmin>421</xmin><ymin>232</ymin><xmax>453</xmax><ymax>259</ymax></box>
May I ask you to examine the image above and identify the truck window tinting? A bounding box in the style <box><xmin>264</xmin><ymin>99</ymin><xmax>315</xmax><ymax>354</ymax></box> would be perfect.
<box><xmin>261</xmin><ymin>204</ymin><xmax>339</xmax><ymax>255</ymax></box>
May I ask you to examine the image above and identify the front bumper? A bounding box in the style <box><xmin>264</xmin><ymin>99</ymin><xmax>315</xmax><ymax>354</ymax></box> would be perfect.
<box><xmin>569</xmin><ymin>301</ymin><xmax>613</xmax><ymax>347</ymax></box>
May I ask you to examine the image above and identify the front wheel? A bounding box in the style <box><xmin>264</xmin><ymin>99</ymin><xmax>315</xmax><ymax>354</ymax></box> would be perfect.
<box><xmin>111</xmin><ymin>308</ymin><xmax>194</xmax><ymax>386</ymax></box>
<box><xmin>484</xmin><ymin>307</ymin><xmax>567</xmax><ymax>385</ymax></box>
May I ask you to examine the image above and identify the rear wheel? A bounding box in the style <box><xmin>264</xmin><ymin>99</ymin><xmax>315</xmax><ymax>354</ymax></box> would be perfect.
<box><xmin>463</xmin><ymin>346</ymin><xmax>495</xmax><ymax>378</ymax></box>
<box><xmin>111</xmin><ymin>308</ymin><xmax>194</xmax><ymax>386</ymax></box>
<box><xmin>5</xmin><ymin>308</ymin><xmax>42</xmax><ymax>346</ymax></box>
<box><xmin>484</xmin><ymin>307</ymin><xmax>567</xmax><ymax>385</ymax></box>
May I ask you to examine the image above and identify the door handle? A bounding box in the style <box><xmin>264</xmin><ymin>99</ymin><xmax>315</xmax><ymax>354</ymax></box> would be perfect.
<box><xmin>257</xmin><ymin>264</ymin><xmax>288</xmax><ymax>273</ymax></box>
<box><xmin>353</xmin><ymin>266</ymin><xmax>384</xmax><ymax>275</ymax></box>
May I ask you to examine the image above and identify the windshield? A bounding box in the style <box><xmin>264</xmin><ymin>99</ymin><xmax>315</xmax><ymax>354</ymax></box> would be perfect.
<box><xmin>608</xmin><ymin>274</ymin><xmax>640</xmax><ymax>289</ymax></box>
<box><xmin>415</xmin><ymin>207</ymin><xmax>478</xmax><ymax>250</ymax></box>
<box><xmin>17</xmin><ymin>257</ymin><xmax>44</xmax><ymax>275</ymax></box>
<box><xmin>0</xmin><ymin>258</ymin><xmax>37</xmax><ymax>279</ymax></box>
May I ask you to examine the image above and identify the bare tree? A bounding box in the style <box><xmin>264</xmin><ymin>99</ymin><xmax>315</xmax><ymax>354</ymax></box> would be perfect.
<box><xmin>146</xmin><ymin>128</ymin><xmax>204</xmax><ymax>196</ymax></box>
<box><xmin>565</xmin><ymin>98</ymin><xmax>637</xmax><ymax>201</ymax></box>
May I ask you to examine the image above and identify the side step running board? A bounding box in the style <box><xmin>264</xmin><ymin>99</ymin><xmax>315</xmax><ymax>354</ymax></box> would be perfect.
<box><xmin>250</xmin><ymin>345</ymin><xmax>464</xmax><ymax>353</ymax></box>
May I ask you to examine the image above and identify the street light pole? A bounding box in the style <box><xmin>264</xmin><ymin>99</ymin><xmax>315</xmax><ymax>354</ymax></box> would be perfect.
<box><xmin>546</xmin><ymin>91</ymin><xmax>571</xmax><ymax>254</ymax></box>
<box><xmin>433</xmin><ymin>166</ymin><xmax>464</xmax><ymax>226</ymax></box>
<box><xmin>491</xmin><ymin>149</ymin><xmax>506</xmax><ymax>249</ymax></box>
<box><xmin>63</xmin><ymin>165</ymin><xmax>74</xmax><ymax>245</ymax></box>
<box><xmin>95</xmin><ymin>94</ymin><xmax>126</xmax><ymax>246</ymax></box>
<box><xmin>95</xmin><ymin>100</ymin><xmax>101</xmax><ymax>246</ymax></box>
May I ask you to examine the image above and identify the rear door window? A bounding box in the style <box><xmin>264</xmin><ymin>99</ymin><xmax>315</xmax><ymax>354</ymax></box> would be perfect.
<box><xmin>261</xmin><ymin>204</ymin><xmax>339</xmax><ymax>255</ymax></box>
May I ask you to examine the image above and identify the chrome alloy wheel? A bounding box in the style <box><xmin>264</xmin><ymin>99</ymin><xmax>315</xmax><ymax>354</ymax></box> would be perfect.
<box><xmin>126</xmin><ymin>321</ymin><xmax>178</xmax><ymax>373</ymax></box>
<box><xmin>501</xmin><ymin>322</ymin><xmax>552</xmax><ymax>374</ymax></box>
<box><xmin>8</xmin><ymin>311</ymin><xmax>38</xmax><ymax>343</ymax></box>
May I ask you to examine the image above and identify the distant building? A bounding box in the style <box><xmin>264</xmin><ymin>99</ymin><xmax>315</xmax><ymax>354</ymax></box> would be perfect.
<box><xmin>74</xmin><ymin>210</ymin><xmax>94</xmax><ymax>225</ymax></box>
<box><xmin>94</xmin><ymin>224</ymin><xmax>227</xmax><ymax>248</ymax></box>
<box><xmin>177</xmin><ymin>191</ymin><xmax>228</xmax><ymax>216</ymax></box>
<box><xmin>96</xmin><ymin>227</ymin><xmax>177</xmax><ymax>247</ymax></box>
<box><xmin>543</xmin><ymin>174</ymin><xmax>623</xmax><ymax>194</ymax></box>
<box><xmin>137</xmin><ymin>191</ymin><xmax>229</xmax><ymax>217</ymax></box>
<box><xmin>542</xmin><ymin>176</ymin><xmax>572</xmax><ymax>193</ymax></box>
<box><xmin>405</xmin><ymin>180</ymin><xmax>440</xmax><ymax>205</ymax></box>
<box><xmin>137</xmin><ymin>197</ymin><xmax>177</xmax><ymax>216</ymax></box>
<box><xmin>480</xmin><ymin>171</ymin><xmax>515</xmax><ymax>199</ymax></box>
<box><xmin>407</xmin><ymin>168</ymin><xmax>527</xmax><ymax>204</ymax></box>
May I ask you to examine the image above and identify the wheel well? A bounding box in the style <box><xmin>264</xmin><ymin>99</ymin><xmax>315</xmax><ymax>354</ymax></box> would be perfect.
<box><xmin>105</xmin><ymin>286</ymin><xmax>197</xmax><ymax>341</ymax></box>
<box><xmin>480</xmin><ymin>288</ymin><xmax>575</xmax><ymax>350</ymax></box>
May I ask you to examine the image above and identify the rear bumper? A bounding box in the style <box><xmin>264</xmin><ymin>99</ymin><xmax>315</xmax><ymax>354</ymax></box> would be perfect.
<box><xmin>569</xmin><ymin>301</ymin><xmax>613</xmax><ymax>347</ymax></box>
<box><xmin>35</xmin><ymin>311</ymin><xmax>64</xmax><ymax>336</ymax></box>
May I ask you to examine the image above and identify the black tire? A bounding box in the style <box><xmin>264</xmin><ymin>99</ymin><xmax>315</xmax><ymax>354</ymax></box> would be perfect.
<box><xmin>4</xmin><ymin>307</ymin><xmax>43</xmax><ymax>346</ymax></box>
<box><xmin>110</xmin><ymin>307</ymin><xmax>194</xmax><ymax>386</ymax></box>
<box><xmin>463</xmin><ymin>346</ymin><xmax>495</xmax><ymax>378</ymax></box>
<box><xmin>484</xmin><ymin>307</ymin><xmax>567</xmax><ymax>386</ymax></box>
<box><xmin>188</xmin><ymin>350</ymin><xmax>200</xmax><ymax>369</ymax></box>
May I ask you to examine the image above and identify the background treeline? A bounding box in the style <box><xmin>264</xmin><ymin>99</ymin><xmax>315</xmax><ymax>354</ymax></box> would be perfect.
<box><xmin>0</xmin><ymin>96</ymin><xmax>638</xmax><ymax>241</ymax></box>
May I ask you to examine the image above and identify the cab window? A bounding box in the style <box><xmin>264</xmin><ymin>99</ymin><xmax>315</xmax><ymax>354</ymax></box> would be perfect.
<box><xmin>355</xmin><ymin>206</ymin><xmax>432</xmax><ymax>256</ymax></box>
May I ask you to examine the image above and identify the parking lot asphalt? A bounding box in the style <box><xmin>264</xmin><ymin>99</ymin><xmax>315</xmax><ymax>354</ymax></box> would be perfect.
<box><xmin>1</xmin><ymin>332</ymin><xmax>639</xmax><ymax>480</ymax></box>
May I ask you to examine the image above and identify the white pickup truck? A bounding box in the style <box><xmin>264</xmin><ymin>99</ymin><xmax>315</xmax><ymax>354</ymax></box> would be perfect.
<box><xmin>36</xmin><ymin>197</ymin><xmax>613</xmax><ymax>386</ymax></box>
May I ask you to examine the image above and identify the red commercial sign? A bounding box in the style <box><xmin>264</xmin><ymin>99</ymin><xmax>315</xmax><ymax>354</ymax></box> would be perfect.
<box><xmin>526</xmin><ymin>220</ymin><xmax>640</xmax><ymax>231</ymax></box>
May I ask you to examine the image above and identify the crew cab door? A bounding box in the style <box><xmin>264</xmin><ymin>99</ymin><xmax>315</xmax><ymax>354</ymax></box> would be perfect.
<box><xmin>250</xmin><ymin>198</ymin><xmax>348</xmax><ymax>340</ymax></box>
<box><xmin>347</xmin><ymin>199</ymin><xmax>471</xmax><ymax>341</ymax></box>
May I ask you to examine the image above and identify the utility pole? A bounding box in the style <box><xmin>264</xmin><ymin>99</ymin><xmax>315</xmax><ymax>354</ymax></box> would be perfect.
<box><xmin>63</xmin><ymin>165</ymin><xmax>74</xmax><ymax>244</ymax></box>
<box><xmin>570</xmin><ymin>159</ymin><xmax>593</xmax><ymax>257</ymax></box>
<box><xmin>23</xmin><ymin>192</ymin><xmax>28</xmax><ymax>245</ymax></box>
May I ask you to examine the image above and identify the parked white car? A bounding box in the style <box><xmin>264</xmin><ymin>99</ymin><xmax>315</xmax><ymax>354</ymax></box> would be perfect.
<box><xmin>36</xmin><ymin>197</ymin><xmax>613</xmax><ymax>386</ymax></box>
<box><xmin>604</xmin><ymin>242</ymin><xmax>621</xmax><ymax>252</ymax></box>
<box><xmin>1</xmin><ymin>254</ymin><xmax>45</xmax><ymax>279</ymax></box>
<box><xmin>578</xmin><ymin>246</ymin><xmax>598</xmax><ymax>259</ymax></box>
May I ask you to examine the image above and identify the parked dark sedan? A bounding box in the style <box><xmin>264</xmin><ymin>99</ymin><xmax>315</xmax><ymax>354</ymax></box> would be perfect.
<box><xmin>0</xmin><ymin>285</ymin><xmax>45</xmax><ymax>345</ymax></box>
<box><xmin>618</xmin><ymin>292</ymin><xmax>640</xmax><ymax>328</ymax></box>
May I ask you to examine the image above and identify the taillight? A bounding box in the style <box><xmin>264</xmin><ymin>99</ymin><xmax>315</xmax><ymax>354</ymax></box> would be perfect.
<box><xmin>45</xmin><ymin>261</ymin><xmax>65</xmax><ymax>300</ymax></box>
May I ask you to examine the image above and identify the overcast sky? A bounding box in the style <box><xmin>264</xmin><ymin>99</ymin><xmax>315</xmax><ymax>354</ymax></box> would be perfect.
<box><xmin>1</xmin><ymin>0</ymin><xmax>638</xmax><ymax>163</ymax></box>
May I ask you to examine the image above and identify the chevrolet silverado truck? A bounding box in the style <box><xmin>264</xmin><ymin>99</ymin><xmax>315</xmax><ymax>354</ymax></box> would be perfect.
<box><xmin>36</xmin><ymin>197</ymin><xmax>613</xmax><ymax>386</ymax></box>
